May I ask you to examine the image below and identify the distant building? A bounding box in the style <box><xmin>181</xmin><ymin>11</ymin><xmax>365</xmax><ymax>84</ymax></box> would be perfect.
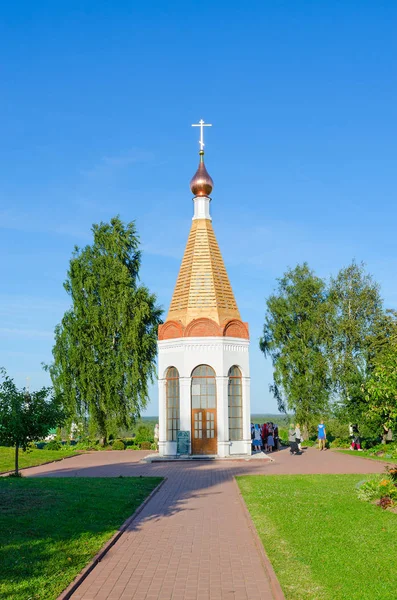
<box><xmin>157</xmin><ymin>123</ymin><xmax>251</xmax><ymax>457</ymax></box>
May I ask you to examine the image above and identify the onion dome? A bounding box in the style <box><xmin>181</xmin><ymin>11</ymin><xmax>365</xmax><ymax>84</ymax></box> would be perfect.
<box><xmin>190</xmin><ymin>151</ymin><xmax>214</xmax><ymax>197</ymax></box>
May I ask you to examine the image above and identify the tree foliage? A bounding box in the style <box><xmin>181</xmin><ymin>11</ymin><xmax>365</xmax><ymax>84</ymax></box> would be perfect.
<box><xmin>260</xmin><ymin>263</ymin><xmax>331</xmax><ymax>428</ymax></box>
<box><xmin>0</xmin><ymin>369</ymin><xmax>65</xmax><ymax>475</ymax></box>
<box><xmin>365</xmin><ymin>310</ymin><xmax>397</xmax><ymax>431</ymax></box>
<box><xmin>48</xmin><ymin>217</ymin><xmax>162</xmax><ymax>443</ymax></box>
<box><xmin>328</xmin><ymin>261</ymin><xmax>383</xmax><ymax>421</ymax></box>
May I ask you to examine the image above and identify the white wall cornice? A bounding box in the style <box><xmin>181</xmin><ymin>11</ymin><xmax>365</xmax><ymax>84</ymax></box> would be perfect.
<box><xmin>158</xmin><ymin>336</ymin><xmax>250</xmax><ymax>353</ymax></box>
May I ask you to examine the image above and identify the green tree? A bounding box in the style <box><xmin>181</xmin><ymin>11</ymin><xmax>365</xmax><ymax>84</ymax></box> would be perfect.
<box><xmin>260</xmin><ymin>264</ymin><xmax>331</xmax><ymax>432</ymax></box>
<box><xmin>365</xmin><ymin>310</ymin><xmax>397</xmax><ymax>437</ymax></box>
<box><xmin>48</xmin><ymin>217</ymin><xmax>162</xmax><ymax>444</ymax></box>
<box><xmin>0</xmin><ymin>369</ymin><xmax>65</xmax><ymax>475</ymax></box>
<box><xmin>328</xmin><ymin>261</ymin><xmax>383</xmax><ymax>421</ymax></box>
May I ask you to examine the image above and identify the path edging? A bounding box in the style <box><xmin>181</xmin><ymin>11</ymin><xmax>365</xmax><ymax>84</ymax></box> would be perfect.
<box><xmin>57</xmin><ymin>477</ymin><xmax>167</xmax><ymax>600</ymax></box>
<box><xmin>233</xmin><ymin>477</ymin><xmax>286</xmax><ymax>600</ymax></box>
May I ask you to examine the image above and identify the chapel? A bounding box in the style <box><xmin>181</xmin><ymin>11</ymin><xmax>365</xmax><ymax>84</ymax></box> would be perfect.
<box><xmin>157</xmin><ymin>121</ymin><xmax>251</xmax><ymax>457</ymax></box>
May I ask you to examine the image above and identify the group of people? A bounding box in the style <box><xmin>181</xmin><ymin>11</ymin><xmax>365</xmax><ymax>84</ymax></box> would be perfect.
<box><xmin>289</xmin><ymin>420</ymin><xmax>327</xmax><ymax>453</ymax></box>
<box><xmin>251</xmin><ymin>422</ymin><xmax>280</xmax><ymax>453</ymax></box>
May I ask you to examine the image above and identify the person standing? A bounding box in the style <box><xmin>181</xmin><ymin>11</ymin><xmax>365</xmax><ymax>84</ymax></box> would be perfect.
<box><xmin>273</xmin><ymin>424</ymin><xmax>279</xmax><ymax>451</ymax></box>
<box><xmin>288</xmin><ymin>424</ymin><xmax>298</xmax><ymax>455</ymax></box>
<box><xmin>261</xmin><ymin>422</ymin><xmax>268</xmax><ymax>452</ymax></box>
<box><xmin>349</xmin><ymin>424</ymin><xmax>361</xmax><ymax>451</ymax></box>
<box><xmin>267</xmin><ymin>427</ymin><xmax>275</xmax><ymax>453</ymax></box>
<box><xmin>253</xmin><ymin>424</ymin><xmax>262</xmax><ymax>452</ymax></box>
<box><xmin>154</xmin><ymin>423</ymin><xmax>159</xmax><ymax>449</ymax></box>
<box><xmin>317</xmin><ymin>420</ymin><xmax>327</xmax><ymax>450</ymax></box>
<box><xmin>295</xmin><ymin>423</ymin><xmax>302</xmax><ymax>452</ymax></box>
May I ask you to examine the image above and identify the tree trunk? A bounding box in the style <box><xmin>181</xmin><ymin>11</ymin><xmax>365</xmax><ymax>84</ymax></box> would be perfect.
<box><xmin>99</xmin><ymin>436</ymin><xmax>107</xmax><ymax>447</ymax></box>
<box><xmin>15</xmin><ymin>443</ymin><xmax>19</xmax><ymax>476</ymax></box>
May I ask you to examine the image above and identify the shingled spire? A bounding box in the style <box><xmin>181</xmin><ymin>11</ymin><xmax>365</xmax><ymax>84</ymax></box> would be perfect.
<box><xmin>158</xmin><ymin>121</ymin><xmax>248</xmax><ymax>341</ymax></box>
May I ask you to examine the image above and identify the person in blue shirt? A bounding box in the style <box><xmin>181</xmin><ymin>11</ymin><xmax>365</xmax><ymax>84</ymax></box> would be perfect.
<box><xmin>317</xmin><ymin>420</ymin><xmax>327</xmax><ymax>450</ymax></box>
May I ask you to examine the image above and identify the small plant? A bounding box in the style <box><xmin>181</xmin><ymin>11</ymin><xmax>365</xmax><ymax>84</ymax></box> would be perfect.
<box><xmin>112</xmin><ymin>439</ymin><xmax>125</xmax><ymax>450</ymax></box>
<box><xmin>140</xmin><ymin>441</ymin><xmax>151</xmax><ymax>450</ymax></box>
<box><xmin>357</xmin><ymin>475</ymin><xmax>384</xmax><ymax>502</ymax></box>
<box><xmin>150</xmin><ymin>442</ymin><xmax>157</xmax><ymax>451</ymax></box>
<box><xmin>378</xmin><ymin>496</ymin><xmax>393</xmax><ymax>510</ymax></box>
<box><xmin>386</xmin><ymin>465</ymin><xmax>397</xmax><ymax>482</ymax></box>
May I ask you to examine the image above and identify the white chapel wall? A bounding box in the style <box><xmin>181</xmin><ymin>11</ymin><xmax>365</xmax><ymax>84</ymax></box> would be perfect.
<box><xmin>158</xmin><ymin>336</ymin><xmax>251</xmax><ymax>456</ymax></box>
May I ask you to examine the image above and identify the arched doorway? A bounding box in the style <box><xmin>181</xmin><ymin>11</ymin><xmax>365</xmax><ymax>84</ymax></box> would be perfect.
<box><xmin>191</xmin><ymin>365</ymin><xmax>217</xmax><ymax>455</ymax></box>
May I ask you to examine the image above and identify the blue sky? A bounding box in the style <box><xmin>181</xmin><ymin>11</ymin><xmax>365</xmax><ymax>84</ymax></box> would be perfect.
<box><xmin>1</xmin><ymin>1</ymin><xmax>397</xmax><ymax>415</ymax></box>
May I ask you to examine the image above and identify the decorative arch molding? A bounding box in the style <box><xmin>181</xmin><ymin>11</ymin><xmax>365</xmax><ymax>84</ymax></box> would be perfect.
<box><xmin>185</xmin><ymin>318</ymin><xmax>221</xmax><ymax>338</ymax></box>
<box><xmin>222</xmin><ymin>319</ymin><xmax>249</xmax><ymax>340</ymax></box>
<box><xmin>158</xmin><ymin>320</ymin><xmax>184</xmax><ymax>341</ymax></box>
<box><xmin>158</xmin><ymin>318</ymin><xmax>249</xmax><ymax>340</ymax></box>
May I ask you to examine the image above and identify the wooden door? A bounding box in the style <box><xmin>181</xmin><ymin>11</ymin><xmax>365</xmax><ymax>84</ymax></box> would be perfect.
<box><xmin>191</xmin><ymin>365</ymin><xmax>217</xmax><ymax>455</ymax></box>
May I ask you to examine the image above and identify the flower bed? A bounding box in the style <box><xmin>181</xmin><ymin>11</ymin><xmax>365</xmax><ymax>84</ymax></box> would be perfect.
<box><xmin>357</xmin><ymin>465</ymin><xmax>397</xmax><ymax>510</ymax></box>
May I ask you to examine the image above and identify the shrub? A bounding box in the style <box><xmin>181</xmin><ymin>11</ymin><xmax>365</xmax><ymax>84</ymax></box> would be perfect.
<box><xmin>330</xmin><ymin>437</ymin><xmax>351</xmax><ymax>449</ymax></box>
<box><xmin>134</xmin><ymin>425</ymin><xmax>154</xmax><ymax>444</ymax></box>
<box><xmin>124</xmin><ymin>438</ymin><xmax>136</xmax><ymax>447</ymax></box>
<box><xmin>35</xmin><ymin>442</ymin><xmax>46</xmax><ymax>450</ymax></box>
<box><xmin>112</xmin><ymin>440</ymin><xmax>125</xmax><ymax>450</ymax></box>
<box><xmin>361</xmin><ymin>438</ymin><xmax>380</xmax><ymax>450</ymax></box>
<box><xmin>365</xmin><ymin>442</ymin><xmax>397</xmax><ymax>459</ymax></box>
<box><xmin>46</xmin><ymin>440</ymin><xmax>62</xmax><ymax>451</ymax></box>
<box><xmin>150</xmin><ymin>442</ymin><xmax>157</xmax><ymax>451</ymax></box>
<box><xmin>140</xmin><ymin>441</ymin><xmax>151</xmax><ymax>450</ymax></box>
<box><xmin>73</xmin><ymin>440</ymin><xmax>98</xmax><ymax>451</ymax></box>
<box><xmin>302</xmin><ymin>438</ymin><xmax>317</xmax><ymax>447</ymax></box>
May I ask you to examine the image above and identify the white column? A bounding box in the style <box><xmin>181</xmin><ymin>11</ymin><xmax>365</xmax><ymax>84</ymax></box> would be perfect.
<box><xmin>216</xmin><ymin>375</ymin><xmax>229</xmax><ymax>457</ymax></box>
<box><xmin>158</xmin><ymin>377</ymin><xmax>167</xmax><ymax>456</ymax></box>
<box><xmin>192</xmin><ymin>196</ymin><xmax>211</xmax><ymax>221</ymax></box>
<box><xmin>179</xmin><ymin>377</ymin><xmax>191</xmax><ymax>454</ymax></box>
<box><xmin>242</xmin><ymin>376</ymin><xmax>252</xmax><ymax>455</ymax></box>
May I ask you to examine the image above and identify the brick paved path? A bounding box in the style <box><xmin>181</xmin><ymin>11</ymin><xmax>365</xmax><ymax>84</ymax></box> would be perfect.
<box><xmin>26</xmin><ymin>449</ymin><xmax>384</xmax><ymax>600</ymax></box>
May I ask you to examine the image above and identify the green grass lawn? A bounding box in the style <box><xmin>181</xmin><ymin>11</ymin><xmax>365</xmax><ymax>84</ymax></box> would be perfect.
<box><xmin>0</xmin><ymin>477</ymin><xmax>162</xmax><ymax>600</ymax></box>
<box><xmin>337</xmin><ymin>448</ymin><xmax>397</xmax><ymax>463</ymax></box>
<box><xmin>0</xmin><ymin>446</ymin><xmax>80</xmax><ymax>473</ymax></box>
<box><xmin>237</xmin><ymin>474</ymin><xmax>397</xmax><ymax>600</ymax></box>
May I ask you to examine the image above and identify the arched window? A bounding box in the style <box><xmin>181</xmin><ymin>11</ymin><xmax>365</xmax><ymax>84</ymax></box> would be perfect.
<box><xmin>166</xmin><ymin>367</ymin><xmax>180</xmax><ymax>441</ymax></box>
<box><xmin>228</xmin><ymin>366</ymin><xmax>242</xmax><ymax>441</ymax></box>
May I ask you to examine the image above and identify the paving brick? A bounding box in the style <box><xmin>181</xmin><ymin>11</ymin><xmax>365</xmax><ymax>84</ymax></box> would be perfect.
<box><xmin>26</xmin><ymin>447</ymin><xmax>384</xmax><ymax>600</ymax></box>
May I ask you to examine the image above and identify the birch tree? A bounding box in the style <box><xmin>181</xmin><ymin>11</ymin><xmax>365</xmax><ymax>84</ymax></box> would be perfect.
<box><xmin>48</xmin><ymin>217</ymin><xmax>162</xmax><ymax>444</ymax></box>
